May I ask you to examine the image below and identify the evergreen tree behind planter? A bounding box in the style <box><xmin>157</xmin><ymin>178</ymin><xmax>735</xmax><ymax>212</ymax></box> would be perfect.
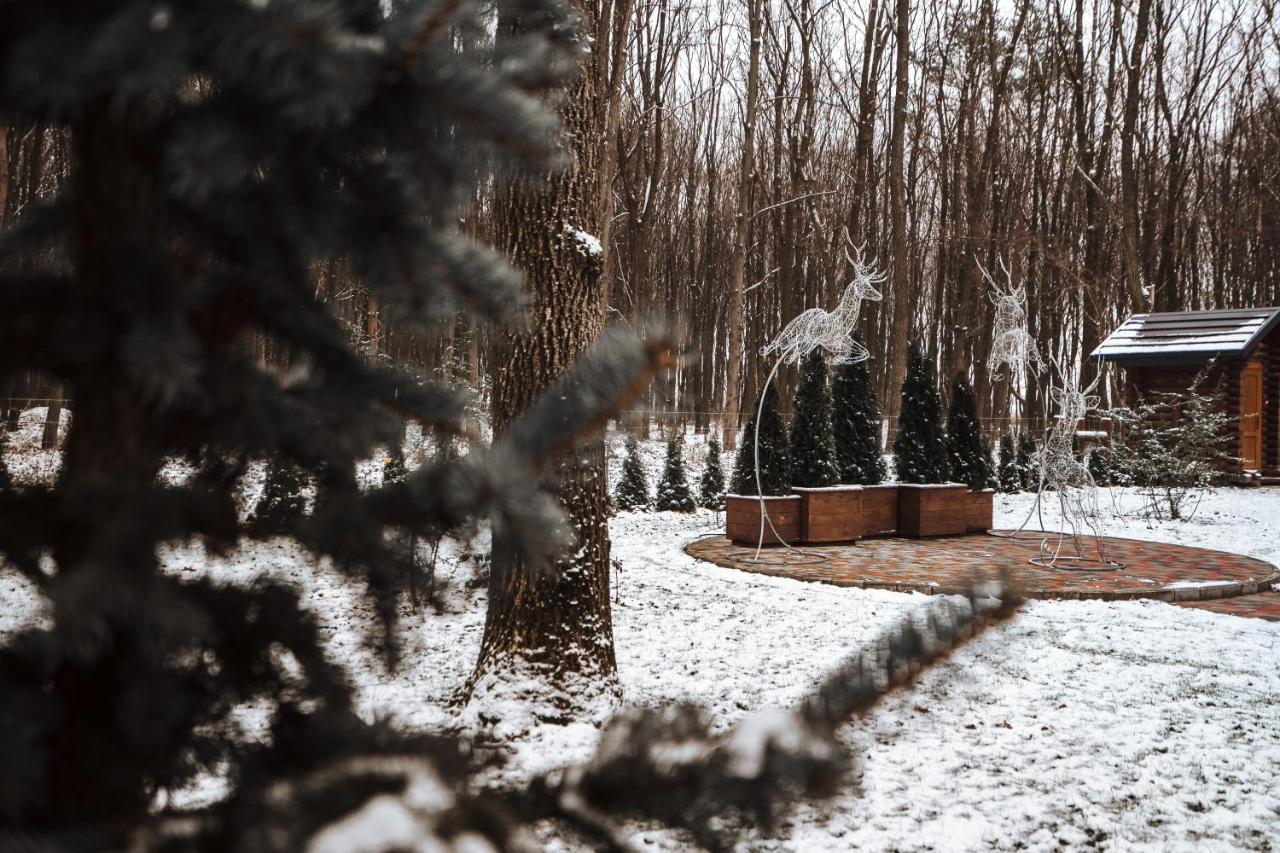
<box><xmin>729</xmin><ymin>384</ymin><xmax>791</xmax><ymax>495</ymax></box>
<box><xmin>892</xmin><ymin>345</ymin><xmax>950</xmax><ymax>483</ymax></box>
<box><xmin>788</xmin><ymin>350</ymin><xmax>839</xmax><ymax>487</ymax></box>
<box><xmin>655</xmin><ymin>437</ymin><xmax>697</xmax><ymax>512</ymax></box>
<box><xmin>945</xmin><ymin>374</ymin><xmax>991</xmax><ymax>490</ymax></box>
<box><xmin>1016</xmin><ymin>431</ymin><xmax>1038</xmax><ymax>491</ymax></box>
<box><xmin>614</xmin><ymin>436</ymin><xmax>651</xmax><ymax>510</ymax></box>
<box><xmin>997</xmin><ymin>432</ymin><xmax>1021</xmax><ymax>493</ymax></box>
<box><xmin>249</xmin><ymin>453</ymin><xmax>308</xmax><ymax>535</ymax></box>
<box><xmin>698</xmin><ymin>434</ymin><xmax>727</xmax><ymax>509</ymax></box>
<box><xmin>831</xmin><ymin>334</ymin><xmax>886</xmax><ymax>484</ymax></box>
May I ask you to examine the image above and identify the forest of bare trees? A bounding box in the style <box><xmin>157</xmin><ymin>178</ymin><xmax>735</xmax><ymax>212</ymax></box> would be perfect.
<box><xmin>5</xmin><ymin>0</ymin><xmax>1278</xmax><ymax>443</ymax></box>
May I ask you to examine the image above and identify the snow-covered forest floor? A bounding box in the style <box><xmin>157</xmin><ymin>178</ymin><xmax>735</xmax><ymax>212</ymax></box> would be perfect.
<box><xmin>2</xmin><ymin>414</ymin><xmax>1278</xmax><ymax>851</ymax></box>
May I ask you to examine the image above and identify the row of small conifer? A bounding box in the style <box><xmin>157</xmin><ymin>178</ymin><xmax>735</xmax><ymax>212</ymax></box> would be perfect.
<box><xmin>613</xmin><ymin>339</ymin><xmax>1045</xmax><ymax>511</ymax></box>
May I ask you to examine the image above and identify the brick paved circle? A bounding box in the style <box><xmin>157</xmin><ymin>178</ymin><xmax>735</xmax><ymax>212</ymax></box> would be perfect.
<box><xmin>685</xmin><ymin>532</ymin><xmax>1280</xmax><ymax>602</ymax></box>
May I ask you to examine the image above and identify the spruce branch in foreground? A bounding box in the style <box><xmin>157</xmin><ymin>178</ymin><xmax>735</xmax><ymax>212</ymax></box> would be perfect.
<box><xmin>137</xmin><ymin>578</ymin><xmax>1021</xmax><ymax>852</ymax></box>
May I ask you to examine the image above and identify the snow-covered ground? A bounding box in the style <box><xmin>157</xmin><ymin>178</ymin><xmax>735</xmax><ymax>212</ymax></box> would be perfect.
<box><xmin>2</xmin><ymin>426</ymin><xmax>1279</xmax><ymax>850</ymax></box>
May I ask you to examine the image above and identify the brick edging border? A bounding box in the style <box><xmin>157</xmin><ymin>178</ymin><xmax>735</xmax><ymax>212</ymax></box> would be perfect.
<box><xmin>683</xmin><ymin>539</ymin><xmax>1280</xmax><ymax>603</ymax></box>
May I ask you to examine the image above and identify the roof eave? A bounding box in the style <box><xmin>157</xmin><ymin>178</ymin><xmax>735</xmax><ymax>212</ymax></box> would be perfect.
<box><xmin>1090</xmin><ymin>306</ymin><xmax>1280</xmax><ymax>365</ymax></box>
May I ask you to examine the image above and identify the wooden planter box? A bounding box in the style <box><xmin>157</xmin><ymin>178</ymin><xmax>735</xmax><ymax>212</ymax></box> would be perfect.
<box><xmin>896</xmin><ymin>483</ymin><xmax>970</xmax><ymax>537</ymax></box>
<box><xmin>794</xmin><ymin>485</ymin><xmax>863</xmax><ymax>543</ymax></box>
<box><xmin>965</xmin><ymin>488</ymin><xmax>995</xmax><ymax>532</ymax></box>
<box><xmin>861</xmin><ymin>484</ymin><xmax>899</xmax><ymax>537</ymax></box>
<box><xmin>725</xmin><ymin>495</ymin><xmax>802</xmax><ymax>546</ymax></box>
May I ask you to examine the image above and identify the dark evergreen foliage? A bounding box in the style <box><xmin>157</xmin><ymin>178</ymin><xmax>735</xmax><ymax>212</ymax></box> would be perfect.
<box><xmin>997</xmin><ymin>432</ymin><xmax>1020</xmax><ymax>493</ymax></box>
<box><xmin>0</xmin><ymin>1</ymin><xmax>1034</xmax><ymax>848</ymax></box>
<box><xmin>1086</xmin><ymin>443</ymin><xmax>1112</xmax><ymax>487</ymax></box>
<box><xmin>383</xmin><ymin>448</ymin><xmax>408</xmax><ymax>487</ymax></box>
<box><xmin>1108</xmin><ymin>384</ymin><xmax>1238</xmax><ymax>519</ymax></box>
<box><xmin>698</xmin><ymin>434</ymin><xmax>726</xmax><ymax>509</ymax></box>
<box><xmin>654</xmin><ymin>437</ymin><xmax>697</xmax><ymax>512</ymax></box>
<box><xmin>945</xmin><ymin>374</ymin><xmax>990</xmax><ymax>490</ymax></box>
<box><xmin>729</xmin><ymin>384</ymin><xmax>791</xmax><ymax>495</ymax></box>
<box><xmin>249</xmin><ymin>453</ymin><xmax>308</xmax><ymax>534</ymax></box>
<box><xmin>831</xmin><ymin>335</ymin><xmax>886</xmax><ymax>484</ymax></box>
<box><xmin>787</xmin><ymin>350</ymin><xmax>839</xmax><ymax>487</ymax></box>
<box><xmin>613</xmin><ymin>435</ymin><xmax>651</xmax><ymax>510</ymax></box>
<box><xmin>0</xmin><ymin>433</ymin><xmax>10</xmax><ymax>493</ymax></box>
<box><xmin>1016</xmin><ymin>431</ymin><xmax>1039</xmax><ymax>491</ymax></box>
<box><xmin>0</xmin><ymin>0</ymin><xmax>664</xmax><ymax>839</ymax></box>
<box><xmin>892</xmin><ymin>345</ymin><xmax>950</xmax><ymax>483</ymax></box>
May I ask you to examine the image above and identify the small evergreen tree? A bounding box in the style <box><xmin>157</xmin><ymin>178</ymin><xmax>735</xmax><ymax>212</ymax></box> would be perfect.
<box><xmin>1016</xmin><ymin>431</ymin><xmax>1038</xmax><ymax>491</ymax></box>
<box><xmin>892</xmin><ymin>345</ymin><xmax>950</xmax><ymax>483</ymax></box>
<box><xmin>1109</xmin><ymin>383</ymin><xmax>1237</xmax><ymax>520</ymax></box>
<box><xmin>1086</xmin><ymin>442</ymin><xmax>1112</xmax><ymax>487</ymax></box>
<box><xmin>698</xmin><ymin>434</ymin><xmax>727</xmax><ymax>509</ymax></box>
<box><xmin>831</xmin><ymin>333</ymin><xmax>886</xmax><ymax>484</ymax></box>
<box><xmin>655</xmin><ymin>437</ymin><xmax>697</xmax><ymax>512</ymax></box>
<box><xmin>249</xmin><ymin>453</ymin><xmax>308</xmax><ymax>534</ymax></box>
<box><xmin>997</xmin><ymin>432</ymin><xmax>1020</xmax><ymax>493</ymax></box>
<box><xmin>729</xmin><ymin>384</ymin><xmax>791</xmax><ymax>495</ymax></box>
<box><xmin>788</xmin><ymin>350</ymin><xmax>840</xmax><ymax>487</ymax></box>
<box><xmin>945</xmin><ymin>374</ymin><xmax>990</xmax><ymax>490</ymax></box>
<box><xmin>614</xmin><ymin>436</ymin><xmax>651</xmax><ymax>510</ymax></box>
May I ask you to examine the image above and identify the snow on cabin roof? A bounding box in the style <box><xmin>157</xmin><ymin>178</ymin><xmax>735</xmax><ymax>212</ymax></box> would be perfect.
<box><xmin>1090</xmin><ymin>307</ymin><xmax>1280</xmax><ymax>365</ymax></box>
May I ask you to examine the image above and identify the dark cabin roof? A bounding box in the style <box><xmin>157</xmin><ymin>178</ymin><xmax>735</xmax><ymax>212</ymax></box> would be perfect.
<box><xmin>1091</xmin><ymin>307</ymin><xmax>1280</xmax><ymax>366</ymax></box>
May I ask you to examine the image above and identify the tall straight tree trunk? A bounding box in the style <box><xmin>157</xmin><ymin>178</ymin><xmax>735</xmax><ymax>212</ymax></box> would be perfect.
<box><xmin>721</xmin><ymin>0</ymin><xmax>763</xmax><ymax>451</ymax></box>
<box><xmin>1119</xmin><ymin>0</ymin><xmax>1153</xmax><ymax>312</ymax></box>
<box><xmin>885</xmin><ymin>0</ymin><xmax>911</xmax><ymax>416</ymax></box>
<box><xmin>471</xmin><ymin>0</ymin><xmax>631</xmax><ymax>705</ymax></box>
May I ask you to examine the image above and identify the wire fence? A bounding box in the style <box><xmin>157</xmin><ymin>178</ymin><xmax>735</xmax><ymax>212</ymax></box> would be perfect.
<box><xmin>609</xmin><ymin>409</ymin><xmax>1054</xmax><ymax>445</ymax></box>
<box><xmin>1</xmin><ymin>401</ymin><xmax>1078</xmax><ymax>450</ymax></box>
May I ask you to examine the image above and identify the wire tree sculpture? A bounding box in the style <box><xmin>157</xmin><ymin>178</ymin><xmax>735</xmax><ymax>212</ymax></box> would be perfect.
<box><xmin>747</xmin><ymin>245</ymin><xmax>884</xmax><ymax>559</ymax></box>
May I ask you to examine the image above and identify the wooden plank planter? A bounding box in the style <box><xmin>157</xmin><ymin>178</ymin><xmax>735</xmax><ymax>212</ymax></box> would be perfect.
<box><xmin>897</xmin><ymin>483</ymin><xmax>971</xmax><ymax>537</ymax></box>
<box><xmin>724</xmin><ymin>485</ymin><xmax>992</xmax><ymax>544</ymax></box>
<box><xmin>794</xmin><ymin>486</ymin><xmax>863</xmax><ymax>543</ymax></box>
<box><xmin>725</xmin><ymin>495</ymin><xmax>802</xmax><ymax>546</ymax></box>
<box><xmin>861</xmin><ymin>484</ymin><xmax>899</xmax><ymax>536</ymax></box>
<box><xmin>965</xmin><ymin>488</ymin><xmax>995</xmax><ymax>532</ymax></box>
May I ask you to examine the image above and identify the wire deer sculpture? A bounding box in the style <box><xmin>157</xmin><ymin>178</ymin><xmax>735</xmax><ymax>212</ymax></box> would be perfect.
<box><xmin>1028</xmin><ymin>363</ymin><xmax>1120</xmax><ymax>569</ymax></box>
<box><xmin>748</xmin><ymin>242</ymin><xmax>884</xmax><ymax>560</ymax></box>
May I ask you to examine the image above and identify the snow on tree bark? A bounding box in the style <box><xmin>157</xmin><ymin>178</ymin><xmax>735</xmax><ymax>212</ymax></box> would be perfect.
<box><xmin>472</xmin><ymin>0</ymin><xmax>629</xmax><ymax>703</ymax></box>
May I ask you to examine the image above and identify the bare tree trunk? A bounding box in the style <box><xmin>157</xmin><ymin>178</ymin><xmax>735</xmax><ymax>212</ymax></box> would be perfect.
<box><xmin>722</xmin><ymin>0</ymin><xmax>763</xmax><ymax>451</ymax></box>
<box><xmin>885</xmin><ymin>0</ymin><xmax>911</xmax><ymax>415</ymax></box>
<box><xmin>1119</xmin><ymin>0</ymin><xmax>1153</xmax><ymax>312</ymax></box>
<box><xmin>471</xmin><ymin>0</ymin><xmax>632</xmax><ymax>706</ymax></box>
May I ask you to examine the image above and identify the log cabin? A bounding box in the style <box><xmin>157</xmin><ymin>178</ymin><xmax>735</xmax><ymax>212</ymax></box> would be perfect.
<box><xmin>1091</xmin><ymin>307</ymin><xmax>1280</xmax><ymax>480</ymax></box>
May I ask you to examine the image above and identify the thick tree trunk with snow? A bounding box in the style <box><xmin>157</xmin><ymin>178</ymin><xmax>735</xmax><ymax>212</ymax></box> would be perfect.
<box><xmin>471</xmin><ymin>0</ymin><xmax>630</xmax><ymax>703</ymax></box>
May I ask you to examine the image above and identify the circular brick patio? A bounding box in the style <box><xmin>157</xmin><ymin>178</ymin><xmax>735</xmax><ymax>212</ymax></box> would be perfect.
<box><xmin>685</xmin><ymin>532</ymin><xmax>1280</xmax><ymax>602</ymax></box>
